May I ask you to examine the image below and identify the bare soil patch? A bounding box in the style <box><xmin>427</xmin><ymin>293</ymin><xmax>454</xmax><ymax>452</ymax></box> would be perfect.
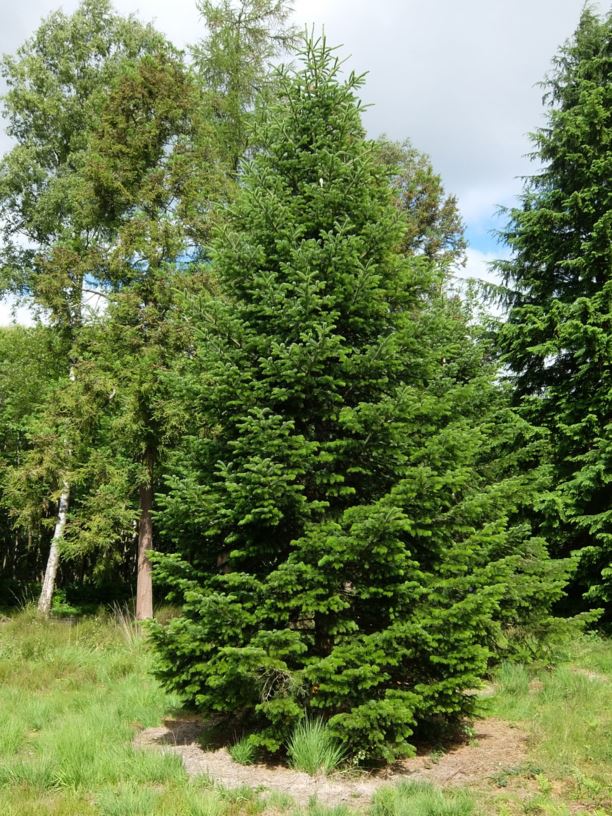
<box><xmin>570</xmin><ymin>666</ymin><xmax>608</xmax><ymax>683</ymax></box>
<box><xmin>134</xmin><ymin>717</ymin><xmax>528</xmax><ymax>808</ymax></box>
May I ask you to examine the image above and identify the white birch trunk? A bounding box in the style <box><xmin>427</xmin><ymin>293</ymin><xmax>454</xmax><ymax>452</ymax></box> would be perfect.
<box><xmin>37</xmin><ymin>481</ymin><xmax>70</xmax><ymax>617</ymax></box>
<box><xmin>37</xmin><ymin>365</ymin><xmax>76</xmax><ymax>618</ymax></box>
<box><xmin>135</xmin><ymin>448</ymin><xmax>154</xmax><ymax>620</ymax></box>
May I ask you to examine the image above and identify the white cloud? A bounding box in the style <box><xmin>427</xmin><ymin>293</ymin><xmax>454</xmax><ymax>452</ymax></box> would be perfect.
<box><xmin>1</xmin><ymin>0</ymin><xmax>604</xmax><ymax>295</ymax></box>
<box><xmin>461</xmin><ymin>246</ymin><xmax>506</xmax><ymax>287</ymax></box>
<box><xmin>0</xmin><ymin>295</ymin><xmax>35</xmax><ymax>327</ymax></box>
<box><xmin>453</xmin><ymin>247</ymin><xmax>512</xmax><ymax>318</ymax></box>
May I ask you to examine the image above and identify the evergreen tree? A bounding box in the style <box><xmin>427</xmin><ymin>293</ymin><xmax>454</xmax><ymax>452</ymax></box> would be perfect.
<box><xmin>0</xmin><ymin>0</ymin><xmax>301</xmax><ymax>614</ymax></box>
<box><xmin>151</xmin><ymin>38</ymin><xmax>568</xmax><ymax>762</ymax></box>
<box><xmin>497</xmin><ymin>8</ymin><xmax>611</xmax><ymax>617</ymax></box>
<box><xmin>375</xmin><ymin>137</ymin><xmax>466</xmax><ymax>271</ymax></box>
<box><xmin>0</xmin><ymin>326</ymin><xmax>65</xmax><ymax>600</ymax></box>
<box><xmin>76</xmin><ymin>45</ymin><xmax>224</xmax><ymax>619</ymax></box>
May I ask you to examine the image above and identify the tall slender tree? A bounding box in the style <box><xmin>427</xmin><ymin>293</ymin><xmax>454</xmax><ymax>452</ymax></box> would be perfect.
<box><xmin>71</xmin><ymin>45</ymin><xmax>226</xmax><ymax>619</ymax></box>
<box><xmin>497</xmin><ymin>7</ymin><xmax>611</xmax><ymax>617</ymax></box>
<box><xmin>193</xmin><ymin>0</ymin><xmax>297</xmax><ymax>173</ymax></box>
<box><xmin>0</xmin><ymin>0</ymin><xmax>166</xmax><ymax>615</ymax></box>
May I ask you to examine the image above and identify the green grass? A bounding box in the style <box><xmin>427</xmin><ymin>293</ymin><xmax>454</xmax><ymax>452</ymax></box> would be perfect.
<box><xmin>483</xmin><ymin>635</ymin><xmax>612</xmax><ymax>814</ymax></box>
<box><xmin>371</xmin><ymin>781</ymin><xmax>474</xmax><ymax>816</ymax></box>
<box><xmin>0</xmin><ymin>610</ymin><xmax>251</xmax><ymax>816</ymax></box>
<box><xmin>287</xmin><ymin>717</ymin><xmax>347</xmax><ymax>775</ymax></box>
<box><xmin>495</xmin><ymin>661</ymin><xmax>531</xmax><ymax>696</ymax></box>
<box><xmin>0</xmin><ymin>610</ymin><xmax>609</xmax><ymax>816</ymax></box>
<box><xmin>229</xmin><ymin>736</ymin><xmax>257</xmax><ymax>765</ymax></box>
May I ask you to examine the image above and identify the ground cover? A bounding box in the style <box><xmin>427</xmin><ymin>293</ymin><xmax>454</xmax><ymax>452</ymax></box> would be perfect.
<box><xmin>0</xmin><ymin>611</ymin><xmax>609</xmax><ymax>816</ymax></box>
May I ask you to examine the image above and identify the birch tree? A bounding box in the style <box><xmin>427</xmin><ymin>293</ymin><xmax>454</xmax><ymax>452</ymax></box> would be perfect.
<box><xmin>0</xmin><ymin>0</ymin><xmax>165</xmax><ymax>615</ymax></box>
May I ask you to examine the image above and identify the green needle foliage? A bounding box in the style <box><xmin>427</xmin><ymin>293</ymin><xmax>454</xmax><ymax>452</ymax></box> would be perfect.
<box><xmin>496</xmin><ymin>8</ymin><xmax>612</xmax><ymax>618</ymax></box>
<box><xmin>0</xmin><ymin>326</ymin><xmax>66</xmax><ymax>596</ymax></box>
<box><xmin>193</xmin><ymin>0</ymin><xmax>298</xmax><ymax>173</ymax></box>
<box><xmin>375</xmin><ymin>137</ymin><xmax>466</xmax><ymax>271</ymax></box>
<box><xmin>150</xmin><ymin>36</ymin><xmax>568</xmax><ymax>762</ymax></box>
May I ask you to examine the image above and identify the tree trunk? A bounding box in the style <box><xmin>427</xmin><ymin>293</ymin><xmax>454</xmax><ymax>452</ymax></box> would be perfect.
<box><xmin>37</xmin><ymin>364</ymin><xmax>76</xmax><ymax>618</ymax></box>
<box><xmin>135</xmin><ymin>448</ymin><xmax>154</xmax><ymax>620</ymax></box>
<box><xmin>37</xmin><ymin>481</ymin><xmax>70</xmax><ymax>617</ymax></box>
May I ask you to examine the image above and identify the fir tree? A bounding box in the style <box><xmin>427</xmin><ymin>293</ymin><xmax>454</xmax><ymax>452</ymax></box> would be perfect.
<box><xmin>150</xmin><ymin>37</ymin><xmax>569</xmax><ymax>762</ymax></box>
<box><xmin>497</xmin><ymin>8</ymin><xmax>611</xmax><ymax>617</ymax></box>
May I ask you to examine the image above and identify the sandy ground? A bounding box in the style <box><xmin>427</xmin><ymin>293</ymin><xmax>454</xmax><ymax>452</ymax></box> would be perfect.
<box><xmin>134</xmin><ymin>716</ymin><xmax>528</xmax><ymax>808</ymax></box>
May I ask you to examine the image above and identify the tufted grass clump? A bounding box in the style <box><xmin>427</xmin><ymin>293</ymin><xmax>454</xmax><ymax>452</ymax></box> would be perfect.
<box><xmin>287</xmin><ymin>718</ymin><xmax>346</xmax><ymax>776</ymax></box>
<box><xmin>228</xmin><ymin>736</ymin><xmax>257</xmax><ymax>765</ymax></box>
<box><xmin>495</xmin><ymin>661</ymin><xmax>530</xmax><ymax>696</ymax></box>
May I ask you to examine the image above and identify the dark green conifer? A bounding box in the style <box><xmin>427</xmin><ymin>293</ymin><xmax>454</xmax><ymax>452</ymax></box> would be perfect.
<box><xmin>151</xmin><ymin>38</ymin><xmax>569</xmax><ymax>761</ymax></box>
<box><xmin>497</xmin><ymin>8</ymin><xmax>611</xmax><ymax>616</ymax></box>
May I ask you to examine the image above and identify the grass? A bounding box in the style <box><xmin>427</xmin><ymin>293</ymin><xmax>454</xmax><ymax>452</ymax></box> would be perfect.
<box><xmin>0</xmin><ymin>609</ymin><xmax>259</xmax><ymax>816</ymax></box>
<box><xmin>0</xmin><ymin>609</ymin><xmax>610</xmax><ymax>816</ymax></box>
<box><xmin>481</xmin><ymin>634</ymin><xmax>612</xmax><ymax>815</ymax></box>
<box><xmin>287</xmin><ymin>717</ymin><xmax>347</xmax><ymax>775</ymax></box>
<box><xmin>229</xmin><ymin>736</ymin><xmax>257</xmax><ymax>765</ymax></box>
<box><xmin>495</xmin><ymin>661</ymin><xmax>531</xmax><ymax>696</ymax></box>
<box><xmin>371</xmin><ymin>781</ymin><xmax>474</xmax><ymax>816</ymax></box>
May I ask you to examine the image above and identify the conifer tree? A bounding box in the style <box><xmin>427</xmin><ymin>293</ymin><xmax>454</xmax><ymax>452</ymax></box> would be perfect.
<box><xmin>375</xmin><ymin>137</ymin><xmax>466</xmax><ymax>270</ymax></box>
<box><xmin>82</xmin><ymin>47</ymin><xmax>219</xmax><ymax>619</ymax></box>
<box><xmin>0</xmin><ymin>326</ymin><xmax>65</xmax><ymax>597</ymax></box>
<box><xmin>151</xmin><ymin>38</ymin><xmax>568</xmax><ymax>761</ymax></box>
<box><xmin>497</xmin><ymin>8</ymin><xmax>611</xmax><ymax>616</ymax></box>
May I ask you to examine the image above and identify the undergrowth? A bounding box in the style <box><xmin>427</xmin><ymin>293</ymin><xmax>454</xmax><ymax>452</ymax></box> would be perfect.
<box><xmin>483</xmin><ymin>634</ymin><xmax>612</xmax><ymax>814</ymax></box>
<box><xmin>0</xmin><ymin>610</ymin><xmax>610</xmax><ymax>816</ymax></box>
<box><xmin>287</xmin><ymin>718</ymin><xmax>346</xmax><ymax>775</ymax></box>
<box><xmin>228</xmin><ymin>736</ymin><xmax>257</xmax><ymax>765</ymax></box>
<box><xmin>372</xmin><ymin>781</ymin><xmax>474</xmax><ymax>816</ymax></box>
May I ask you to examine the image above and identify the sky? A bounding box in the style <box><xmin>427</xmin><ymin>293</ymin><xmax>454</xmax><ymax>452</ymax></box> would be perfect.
<box><xmin>0</xmin><ymin>0</ymin><xmax>604</xmax><ymax>324</ymax></box>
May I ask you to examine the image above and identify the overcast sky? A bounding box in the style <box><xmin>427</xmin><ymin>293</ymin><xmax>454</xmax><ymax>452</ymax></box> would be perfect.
<box><xmin>0</xmin><ymin>0</ymin><xmax>605</xmax><ymax>324</ymax></box>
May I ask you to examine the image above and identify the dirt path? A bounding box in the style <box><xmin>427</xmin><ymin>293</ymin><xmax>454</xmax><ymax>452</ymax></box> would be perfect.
<box><xmin>134</xmin><ymin>717</ymin><xmax>527</xmax><ymax>808</ymax></box>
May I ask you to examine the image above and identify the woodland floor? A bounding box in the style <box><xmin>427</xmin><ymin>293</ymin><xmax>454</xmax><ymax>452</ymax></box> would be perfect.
<box><xmin>135</xmin><ymin>715</ymin><xmax>528</xmax><ymax>808</ymax></box>
<box><xmin>0</xmin><ymin>609</ymin><xmax>610</xmax><ymax>816</ymax></box>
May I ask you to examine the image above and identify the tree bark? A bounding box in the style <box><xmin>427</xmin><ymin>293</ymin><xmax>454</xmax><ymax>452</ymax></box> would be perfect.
<box><xmin>37</xmin><ymin>364</ymin><xmax>76</xmax><ymax>619</ymax></box>
<box><xmin>37</xmin><ymin>481</ymin><xmax>70</xmax><ymax>617</ymax></box>
<box><xmin>135</xmin><ymin>447</ymin><xmax>154</xmax><ymax>620</ymax></box>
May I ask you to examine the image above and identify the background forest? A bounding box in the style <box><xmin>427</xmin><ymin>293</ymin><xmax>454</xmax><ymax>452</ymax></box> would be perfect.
<box><xmin>0</xmin><ymin>0</ymin><xmax>610</xmax><ymax>786</ymax></box>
